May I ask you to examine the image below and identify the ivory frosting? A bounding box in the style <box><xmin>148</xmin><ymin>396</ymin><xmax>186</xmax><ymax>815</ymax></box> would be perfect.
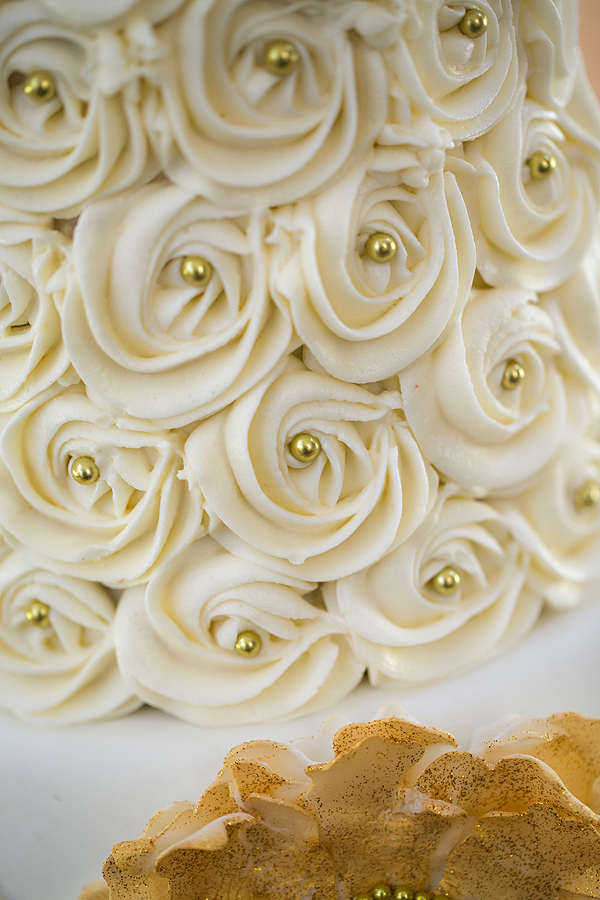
<box><xmin>114</xmin><ymin>537</ymin><xmax>364</xmax><ymax>724</ymax></box>
<box><xmin>0</xmin><ymin>0</ymin><xmax>598</xmax><ymax>727</ymax></box>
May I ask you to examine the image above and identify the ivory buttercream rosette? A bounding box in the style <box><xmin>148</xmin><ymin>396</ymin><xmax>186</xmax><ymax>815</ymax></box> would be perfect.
<box><xmin>0</xmin><ymin>0</ymin><xmax>599</xmax><ymax>726</ymax></box>
<box><xmin>82</xmin><ymin>709</ymin><xmax>600</xmax><ymax>900</ymax></box>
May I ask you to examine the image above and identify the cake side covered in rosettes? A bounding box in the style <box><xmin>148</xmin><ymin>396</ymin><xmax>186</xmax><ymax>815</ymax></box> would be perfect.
<box><xmin>0</xmin><ymin>0</ymin><xmax>599</xmax><ymax>725</ymax></box>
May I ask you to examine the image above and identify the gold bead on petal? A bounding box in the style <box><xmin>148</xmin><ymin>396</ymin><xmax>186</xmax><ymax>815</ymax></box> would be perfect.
<box><xmin>70</xmin><ymin>456</ymin><xmax>100</xmax><ymax>485</ymax></box>
<box><xmin>527</xmin><ymin>151</ymin><xmax>557</xmax><ymax>180</ymax></box>
<box><xmin>501</xmin><ymin>359</ymin><xmax>525</xmax><ymax>390</ymax></box>
<box><xmin>235</xmin><ymin>630</ymin><xmax>262</xmax><ymax>658</ymax></box>
<box><xmin>25</xmin><ymin>599</ymin><xmax>51</xmax><ymax>627</ymax></box>
<box><xmin>289</xmin><ymin>432</ymin><xmax>321</xmax><ymax>463</ymax></box>
<box><xmin>393</xmin><ymin>889</ymin><xmax>414</xmax><ymax>900</ymax></box>
<box><xmin>458</xmin><ymin>7</ymin><xmax>488</xmax><ymax>38</ymax></box>
<box><xmin>372</xmin><ymin>886</ymin><xmax>392</xmax><ymax>900</ymax></box>
<box><xmin>574</xmin><ymin>479</ymin><xmax>600</xmax><ymax>510</ymax></box>
<box><xmin>263</xmin><ymin>40</ymin><xmax>300</xmax><ymax>75</ymax></box>
<box><xmin>431</xmin><ymin>566</ymin><xmax>461</xmax><ymax>596</ymax></box>
<box><xmin>180</xmin><ymin>255</ymin><xmax>212</xmax><ymax>288</ymax></box>
<box><xmin>365</xmin><ymin>232</ymin><xmax>397</xmax><ymax>263</ymax></box>
<box><xmin>23</xmin><ymin>70</ymin><xmax>56</xmax><ymax>102</ymax></box>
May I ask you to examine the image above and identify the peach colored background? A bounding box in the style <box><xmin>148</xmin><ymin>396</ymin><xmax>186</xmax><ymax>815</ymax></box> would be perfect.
<box><xmin>580</xmin><ymin>0</ymin><xmax>600</xmax><ymax>97</ymax></box>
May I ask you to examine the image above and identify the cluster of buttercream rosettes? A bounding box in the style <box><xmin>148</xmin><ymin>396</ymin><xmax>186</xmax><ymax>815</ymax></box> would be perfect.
<box><xmin>81</xmin><ymin>710</ymin><xmax>600</xmax><ymax>900</ymax></box>
<box><xmin>1</xmin><ymin>0</ymin><xmax>600</xmax><ymax>725</ymax></box>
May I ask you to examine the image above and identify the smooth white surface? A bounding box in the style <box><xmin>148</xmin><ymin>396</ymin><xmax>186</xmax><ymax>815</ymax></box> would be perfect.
<box><xmin>1</xmin><ymin>593</ymin><xmax>600</xmax><ymax>900</ymax></box>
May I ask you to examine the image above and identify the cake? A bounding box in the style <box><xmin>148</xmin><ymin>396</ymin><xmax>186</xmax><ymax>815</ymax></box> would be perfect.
<box><xmin>1</xmin><ymin>0</ymin><xmax>600</xmax><ymax>897</ymax></box>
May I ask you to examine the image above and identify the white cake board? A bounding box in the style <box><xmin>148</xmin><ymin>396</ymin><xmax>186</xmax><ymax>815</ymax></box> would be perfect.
<box><xmin>1</xmin><ymin>593</ymin><xmax>600</xmax><ymax>900</ymax></box>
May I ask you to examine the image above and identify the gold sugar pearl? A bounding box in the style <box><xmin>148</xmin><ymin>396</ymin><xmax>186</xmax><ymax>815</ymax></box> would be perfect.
<box><xmin>458</xmin><ymin>7</ymin><xmax>488</xmax><ymax>38</ymax></box>
<box><xmin>25</xmin><ymin>599</ymin><xmax>51</xmax><ymax>628</ymax></box>
<box><xmin>23</xmin><ymin>70</ymin><xmax>56</xmax><ymax>103</ymax></box>
<box><xmin>501</xmin><ymin>359</ymin><xmax>525</xmax><ymax>390</ymax></box>
<box><xmin>431</xmin><ymin>566</ymin><xmax>461</xmax><ymax>596</ymax></box>
<box><xmin>372</xmin><ymin>886</ymin><xmax>392</xmax><ymax>900</ymax></box>
<box><xmin>574</xmin><ymin>479</ymin><xmax>600</xmax><ymax>510</ymax></box>
<box><xmin>289</xmin><ymin>432</ymin><xmax>321</xmax><ymax>463</ymax></box>
<box><xmin>263</xmin><ymin>40</ymin><xmax>300</xmax><ymax>75</ymax></box>
<box><xmin>180</xmin><ymin>255</ymin><xmax>213</xmax><ymax>288</ymax></box>
<box><xmin>365</xmin><ymin>232</ymin><xmax>397</xmax><ymax>263</ymax></box>
<box><xmin>354</xmin><ymin>895</ymin><xmax>372</xmax><ymax>900</ymax></box>
<box><xmin>235</xmin><ymin>630</ymin><xmax>262</xmax><ymax>658</ymax></box>
<box><xmin>413</xmin><ymin>894</ymin><xmax>430</xmax><ymax>900</ymax></box>
<box><xmin>393</xmin><ymin>890</ymin><xmax>414</xmax><ymax>900</ymax></box>
<box><xmin>70</xmin><ymin>456</ymin><xmax>100</xmax><ymax>485</ymax></box>
<box><xmin>527</xmin><ymin>151</ymin><xmax>557</xmax><ymax>180</ymax></box>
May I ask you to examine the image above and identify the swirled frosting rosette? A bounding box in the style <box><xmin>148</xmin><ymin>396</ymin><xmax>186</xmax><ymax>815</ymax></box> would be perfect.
<box><xmin>115</xmin><ymin>537</ymin><xmax>363</xmax><ymax>725</ymax></box>
<box><xmin>390</xmin><ymin>0</ymin><xmax>521</xmax><ymax>141</ymax></box>
<box><xmin>186</xmin><ymin>357</ymin><xmax>436</xmax><ymax>581</ymax></box>
<box><xmin>400</xmin><ymin>288</ymin><xmax>588</xmax><ymax>493</ymax></box>
<box><xmin>541</xmin><ymin>246</ymin><xmax>600</xmax><ymax>395</ymax></box>
<box><xmin>0</xmin><ymin>383</ymin><xmax>203</xmax><ymax>586</ymax></box>
<box><xmin>0</xmin><ymin>0</ymin><xmax>159</xmax><ymax>216</ymax></box>
<box><xmin>0</xmin><ymin>548</ymin><xmax>140</xmax><ymax>724</ymax></box>
<box><xmin>450</xmin><ymin>84</ymin><xmax>600</xmax><ymax>291</ymax></box>
<box><xmin>324</xmin><ymin>486</ymin><xmax>540</xmax><ymax>683</ymax></box>
<box><xmin>149</xmin><ymin>0</ymin><xmax>393</xmax><ymax>207</ymax></box>
<box><xmin>496</xmin><ymin>427</ymin><xmax>600</xmax><ymax>605</ymax></box>
<box><xmin>0</xmin><ymin>234</ymin><xmax>69</xmax><ymax>413</ymax></box>
<box><xmin>61</xmin><ymin>182</ymin><xmax>292</xmax><ymax>428</ymax></box>
<box><xmin>520</xmin><ymin>0</ymin><xmax>577</xmax><ymax>108</ymax></box>
<box><xmin>271</xmin><ymin>165</ymin><xmax>475</xmax><ymax>382</ymax></box>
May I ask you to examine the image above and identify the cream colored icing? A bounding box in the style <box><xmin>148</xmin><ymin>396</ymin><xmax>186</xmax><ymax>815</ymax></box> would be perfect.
<box><xmin>400</xmin><ymin>288</ymin><xmax>590</xmax><ymax>494</ymax></box>
<box><xmin>0</xmin><ymin>0</ymin><xmax>160</xmax><ymax>216</ymax></box>
<box><xmin>185</xmin><ymin>356</ymin><xmax>436</xmax><ymax>582</ymax></box>
<box><xmin>449</xmin><ymin>80</ymin><xmax>600</xmax><ymax>291</ymax></box>
<box><xmin>115</xmin><ymin>538</ymin><xmax>364</xmax><ymax>725</ymax></box>
<box><xmin>62</xmin><ymin>182</ymin><xmax>293</xmax><ymax>428</ymax></box>
<box><xmin>496</xmin><ymin>427</ymin><xmax>600</xmax><ymax>600</ymax></box>
<box><xmin>270</xmin><ymin>164</ymin><xmax>476</xmax><ymax>382</ymax></box>
<box><xmin>391</xmin><ymin>0</ymin><xmax>522</xmax><ymax>141</ymax></box>
<box><xmin>0</xmin><ymin>383</ymin><xmax>204</xmax><ymax>586</ymax></box>
<box><xmin>39</xmin><ymin>0</ymin><xmax>186</xmax><ymax>26</ymax></box>
<box><xmin>324</xmin><ymin>485</ymin><xmax>541</xmax><ymax>683</ymax></box>
<box><xmin>541</xmin><ymin>245</ymin><xmax>600</xmax><ymax>396</ymax></box>
<box><xmin>0</xmin><ymin>235</ymin><xmax>69</xmax><ymax>413</ymax></box>
<box><xmin>148</xmin><ymin>0</ymin><xmax>393</xmax><ymax>207</ymax></box>
<box><xmin>0</xmin><ymin>0</ymin><xmax>597</xmax><ymax>732</ymax></box>
<box><xmin>0</xmin><ymin>547</ymin><xmax>141</xmax><ymax>724</ymax></box>
<box><xmin>520</xmin><ymin>0</ymin><xmax>577</xmax><ymax>108</ymax></box>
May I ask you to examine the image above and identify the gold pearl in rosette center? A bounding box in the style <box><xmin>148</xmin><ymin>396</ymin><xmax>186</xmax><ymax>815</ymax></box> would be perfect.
<box><xmin>235</xmin><ymin>630</ymin><xmax>262</xmax><ymax>657</ymax></box>
<box><xmin>458</xmin><ymin>8</ymin><xmax>488</xmax><ymax>38</ymax></box>
<box><xmin>501</xmin><ymin>359</ymin><xmax>525</xmax><ymax>390</ymax></box>
<box><xmin>289</xmin><ymin>432</ymin><xmax>321</xmax><ymax>463</ymax></box>
<box><xmin>574</xmin><ymin>479</ymin><xmax>600</xmax><ymax>510</ymax></box>
<box><xmin>70</xmin><ymin>456</ymin><xmax>100</xmax><ymax>485</ymax></box>
<box><xmin>180</xmin><ymin>255</ymin><xmax>212</xmax><ymax>288</ymax></box>
<box><xmin>23</xmin><ymin>70</ymin><xmax>56</xmax><ymax>102</ymax></box>
<box><xmin>365</xmin><ymin>232</ymin><xmax>397</xmax><ymax>263</ymax></box>
<box><xmin>263</xmin><ymin>40</ymin><xmax>300</xmax><ymax>75</ymax></box>
<box><xmin>527</xmin><ymin>151</ymin><xmax>557</xmax><ymax>180</ymax></box>
<box><xmin>25</xmin><ymin>599</ymin><xmax>51</xmax><ymax>627</ymax></box>
<box><xmin>431</xmin><ymin>566</ymin><xmax>461</xmax><ymax>596</ymax></box>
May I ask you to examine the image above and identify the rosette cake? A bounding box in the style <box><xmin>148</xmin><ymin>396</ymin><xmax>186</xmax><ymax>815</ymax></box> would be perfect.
<box><xmin>1</xmin><ymin>0</ymin><xmax>600</xmax><ymax>896</ymax></box>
